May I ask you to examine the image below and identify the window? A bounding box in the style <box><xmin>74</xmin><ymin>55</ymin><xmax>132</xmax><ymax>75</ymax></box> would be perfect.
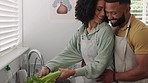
<box><xmin>131</xmin><ymin>0</ymin><xmax>148</xmax><ymax>25</ymax></box>
<box><xmin>0</xmin><ymin>0</ymin><xmax>22</xmax><ymax>56</ymax></box>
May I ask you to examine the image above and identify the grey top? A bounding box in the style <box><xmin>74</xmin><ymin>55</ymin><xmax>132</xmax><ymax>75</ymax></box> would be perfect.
<box><xmin>46</xmin><ymin>22</ymin><xmax>114</xmax><ymax>79</ymax></box>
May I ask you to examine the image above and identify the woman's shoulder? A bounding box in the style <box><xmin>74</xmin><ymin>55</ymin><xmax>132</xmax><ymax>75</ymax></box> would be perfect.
<box><xmin>99</xmin><ymin>22</ymin><xmax>112</xmax><ymax>32</ymax></box>
<box><xmin>77</xmin><ymin>25</ymin><xmax>85</xmax><ymax>33</ymax></box>
<box><xmin>102</xmin><ymin>22</ymin><xmax>111</xmax><ymax>28</ymax></box>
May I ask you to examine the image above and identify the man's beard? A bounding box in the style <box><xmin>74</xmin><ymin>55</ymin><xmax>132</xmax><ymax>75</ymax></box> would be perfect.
<box><xmin>110</xmin><ymin>14</ymin><xmax>125</xmax><ymax>27</ymax></box>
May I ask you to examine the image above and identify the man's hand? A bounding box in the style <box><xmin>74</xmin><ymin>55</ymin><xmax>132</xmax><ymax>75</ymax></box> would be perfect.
<box><xmin>101</xmin><ymin>69</ymin><xmax>114</xmax><ymax>83</ymax></box>
<box><xmin>37</xmin><ymin>66</ymin><xmax>50</xmax><ymax>77</ymax></box>
<box><xmin>57</xmin><ymin>68</ymin><xmax>76</xmax><ymax>80</ymax></box>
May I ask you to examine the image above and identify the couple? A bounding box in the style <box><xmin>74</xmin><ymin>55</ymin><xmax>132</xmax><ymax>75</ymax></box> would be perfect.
<box><xmin>38</xmin><ymin>0</ymin><xmax>148</xmax><ymax>83</ymax></box>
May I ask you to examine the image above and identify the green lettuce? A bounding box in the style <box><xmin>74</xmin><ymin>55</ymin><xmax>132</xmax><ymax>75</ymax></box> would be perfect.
<box><xmin>26</xmin><ymin>71</ymin><xmax>61</xmax><ymax>83</ymax></box>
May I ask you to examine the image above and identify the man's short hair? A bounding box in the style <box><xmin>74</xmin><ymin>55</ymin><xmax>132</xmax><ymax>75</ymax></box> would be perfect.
<box><xmin>106</xmin><ymin>0</ymin><xmax>131</xmax><ymax>5</ymax></box>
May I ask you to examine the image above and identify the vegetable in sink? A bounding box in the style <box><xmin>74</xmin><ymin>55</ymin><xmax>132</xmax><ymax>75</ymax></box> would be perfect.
<box><xmin>26</xmin><ymin>71</ymin><xmax>61</xmax><ymax>83</ymax></box>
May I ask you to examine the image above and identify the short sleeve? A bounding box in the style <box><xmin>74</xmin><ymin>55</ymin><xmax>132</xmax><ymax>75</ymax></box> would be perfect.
<box><xmin>132</xmin><ymin>27</ymin><xmax>148</xmax><ymax>54</ymax></box>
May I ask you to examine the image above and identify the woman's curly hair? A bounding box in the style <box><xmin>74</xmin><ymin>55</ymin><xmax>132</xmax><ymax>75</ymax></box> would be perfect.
<box><xmin>75</xmin><ymin>0</ymin><xmax>108</xmax><ymax>27</ymax></box>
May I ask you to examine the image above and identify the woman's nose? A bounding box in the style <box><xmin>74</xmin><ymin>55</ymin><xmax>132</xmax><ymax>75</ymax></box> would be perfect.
<box><xmin>101</xmin><ymin>11</ymin><xmax>105</xmax><ymax>16</ymax></box>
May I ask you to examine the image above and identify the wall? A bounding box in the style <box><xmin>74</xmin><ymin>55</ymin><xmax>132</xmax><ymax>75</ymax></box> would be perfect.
<box><xmin>23</xmin><ymin>0</ymin><xmax>81</xmax><ymax>63</ymax></box>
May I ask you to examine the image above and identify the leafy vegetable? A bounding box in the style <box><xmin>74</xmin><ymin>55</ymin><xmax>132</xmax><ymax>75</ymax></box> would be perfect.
<box><xmin>26</xmin><ymin>71</ymin><xmax>61</xmax><ymax>83</ymax></box>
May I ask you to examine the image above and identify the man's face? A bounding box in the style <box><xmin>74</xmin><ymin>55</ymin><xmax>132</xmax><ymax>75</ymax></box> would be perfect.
<box><xmin>105</xmin><ymin>2</ymin><xmax>126</xmax><ymax>27</ymax></box>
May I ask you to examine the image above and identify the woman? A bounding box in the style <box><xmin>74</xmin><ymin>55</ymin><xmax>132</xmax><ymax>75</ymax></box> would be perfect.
<box><xmin>38</xmin><ymin>0</ymin><xmax>114</xmax><ymax>83</ymax></box>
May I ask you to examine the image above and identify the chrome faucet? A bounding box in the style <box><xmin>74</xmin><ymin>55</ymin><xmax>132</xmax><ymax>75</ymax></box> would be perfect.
<box><xmin>27</xmin><ymin>49</ymin><xmax>44</xmax><ymax>77</ymax></box>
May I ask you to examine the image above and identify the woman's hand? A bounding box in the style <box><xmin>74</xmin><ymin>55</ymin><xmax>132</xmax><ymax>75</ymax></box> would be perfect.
<box><xmin>57</xmin><ymin>68</ymin><xmax>76</xmax><ymax>80</ymax></box>
<box><xmin>37</xmin><ymin>66</ymin><xmax>50</xmax><ymax>78</ymax></box>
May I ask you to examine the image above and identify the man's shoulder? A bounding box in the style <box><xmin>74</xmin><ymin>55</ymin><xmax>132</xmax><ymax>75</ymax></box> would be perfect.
<box><xmin>131</xmin><ymin>16</ymin><xmax>146</xmax><ymax>30</ymax></box>
<box><xmin>129</xmin><ymin>18</ymin><xmax>148</xmax><ymax>45</ymax></box>
<box><xmin>129</xmin><ymin>16</ymin><xmax>146</xmax><ymax>36</ymax></box>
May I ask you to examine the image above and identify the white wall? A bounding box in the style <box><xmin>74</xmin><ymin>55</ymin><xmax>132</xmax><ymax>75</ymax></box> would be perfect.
<box><xmin>23</xmin><ymin>0</ymin><xmax>81</xmax><ymax>63</ymax></box>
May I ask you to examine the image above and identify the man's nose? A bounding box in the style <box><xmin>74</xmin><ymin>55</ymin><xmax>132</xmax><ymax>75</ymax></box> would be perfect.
<box><xmin>108</xmin><ymin>13</ymin><xmax>113</xmax><ymax>20</ymax></box>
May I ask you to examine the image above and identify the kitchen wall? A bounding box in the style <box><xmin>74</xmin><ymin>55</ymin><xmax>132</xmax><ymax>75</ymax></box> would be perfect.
<box><xmin>23</xmin><ymin>0</ymin><xmax>81</xmax><ymax>63</ymax></box>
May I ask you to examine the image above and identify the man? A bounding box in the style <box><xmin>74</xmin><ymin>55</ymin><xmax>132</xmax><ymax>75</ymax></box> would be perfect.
<box><xmin>101</xmin><ymin>0</ymin><xmax>148</xmax><ymax>83</ymax></box>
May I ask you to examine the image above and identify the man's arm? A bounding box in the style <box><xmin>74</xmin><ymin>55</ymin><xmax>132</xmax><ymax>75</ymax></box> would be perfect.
<box><xmin>116</xmin><ymin>54</ymin><xmax>148</xmax><ymax>81</ymax></box>
<box><xmin>101</xmin><ymin>54</ymin><xmax>148</xmax><ymax>83</ymax></box>
<box><xmin>117</xmin><ymin>26</ymin><xmax>148</xmax><ymax>81</ymax></box>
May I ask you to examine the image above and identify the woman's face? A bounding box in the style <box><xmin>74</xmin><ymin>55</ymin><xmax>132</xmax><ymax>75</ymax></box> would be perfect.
<box><xmin>93</xmin><ymin>0</ymin><xmax>106</xmax><ymax>24</ymax></box>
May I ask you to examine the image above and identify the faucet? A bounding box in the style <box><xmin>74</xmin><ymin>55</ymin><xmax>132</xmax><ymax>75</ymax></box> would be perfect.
<box><xmin>27</xmin><ymin>49</ymin><xmax>44</xmax><ymax>77</ymax></box>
